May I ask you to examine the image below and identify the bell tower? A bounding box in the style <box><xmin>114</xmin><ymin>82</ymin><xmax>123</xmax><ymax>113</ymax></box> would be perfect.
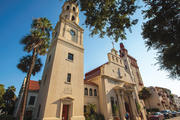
<box><xmin>60</xmin><ymin>2</ymin><xmax>79</xmax><ymax>24</ymax></box>
<box><xmin>34</xmin><ymin>2</ymin><xmax>85</xmax><ymax>120</ymax></box>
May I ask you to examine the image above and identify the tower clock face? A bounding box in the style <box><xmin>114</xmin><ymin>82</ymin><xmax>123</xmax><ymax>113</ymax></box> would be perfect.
<box><xmin>69</xmin><ymin>29</ymin><xmax>77</xmax><ymax>42</ymax></box>
<box><xmin>70</xmin><ymin>29</ymin><xmax>75</xmax><ymax>36</ymax></box>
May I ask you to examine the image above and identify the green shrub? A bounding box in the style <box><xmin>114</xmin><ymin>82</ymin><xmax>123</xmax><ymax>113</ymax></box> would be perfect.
<box><xmin>0</xmin><ymin>114</ymin><xmax>15</xmax><ymax>120</ymax></box>
<box><xmin>85</xmin><ymin>113</ymin><xmax>105</xmax><ymax>120</ymax></box>
<box><xmin>85</xmin><ymin>104</ymin><xmax>105</xmax><ymax>120</ymax></box>
<box><xmin>146</xmin><ymin>108</ymin><xmax>160</xmax><ymax>112</ymax></box>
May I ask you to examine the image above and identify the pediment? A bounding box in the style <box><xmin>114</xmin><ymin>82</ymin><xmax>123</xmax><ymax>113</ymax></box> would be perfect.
<box><xmin>60</xmin><ymin>96</ymin><xmax>74</xmax><ymax>101</ymax></box>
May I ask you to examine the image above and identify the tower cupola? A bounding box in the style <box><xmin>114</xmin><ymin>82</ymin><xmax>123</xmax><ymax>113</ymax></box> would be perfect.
<box><xmin>60</xmin><ymin>2</ymin><xmax>79</xmax><ymax>24</ymax></box>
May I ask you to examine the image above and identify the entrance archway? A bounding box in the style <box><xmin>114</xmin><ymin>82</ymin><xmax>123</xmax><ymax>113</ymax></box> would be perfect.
<box><xmin>124</xmin><ymin>94</ymin><xmax>135</xmax><ymax>120</ymax></box>
<box><xmin>60</xmin><ymin>96</ymin><xmax>74</xmax><ymax>120</ymax></box>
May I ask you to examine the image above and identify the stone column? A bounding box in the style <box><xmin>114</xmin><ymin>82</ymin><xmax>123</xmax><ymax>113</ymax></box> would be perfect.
<box><xmin>115</xmin><ymin>90</ymin><xmax>126</xmax><ymax>120</ymax></box>
<box><xmin>120</xmin><ymin>91</ymin><xmax>127</xmax><ymax>118</ymax></box>
<box><xmin>128</xmin><ymin>93</ymin><xmax>139</xmax><ymax>120</ymax></box>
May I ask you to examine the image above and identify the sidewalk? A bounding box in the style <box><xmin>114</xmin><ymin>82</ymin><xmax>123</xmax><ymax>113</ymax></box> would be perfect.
<box><xmin>167</xmin><ymin>116</ymin><xmax>180</xmax><ymax>120</ymax></box>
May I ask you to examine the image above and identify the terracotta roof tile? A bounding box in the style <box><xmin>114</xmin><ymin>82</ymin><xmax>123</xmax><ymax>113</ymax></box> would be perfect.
<box><xmin>85</xmin><ymin>62</ymin><xmax>108</xmax><ymax>81</ymax></box>
<box><xmin>28</xmin><ymin>80</ymin><xmax>40</xmax><ymax>91</ymax></box>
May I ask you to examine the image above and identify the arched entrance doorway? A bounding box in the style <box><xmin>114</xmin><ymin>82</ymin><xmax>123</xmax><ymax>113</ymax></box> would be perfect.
<box><xmin>60</xmin><ymin>96</ymin><xmax>74</xmax><ymax>120</ymax></box>
<box><xmin>62</xmin><ymin>104</ymin><xmax>70</xmax><ymax>120</ymax></box>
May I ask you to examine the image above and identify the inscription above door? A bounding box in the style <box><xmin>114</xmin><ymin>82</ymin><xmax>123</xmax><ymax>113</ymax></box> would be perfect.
<box><xmin>64</xmin><ymin>87</ymin><xmax>72</xmax><ymax>94</ymax></box>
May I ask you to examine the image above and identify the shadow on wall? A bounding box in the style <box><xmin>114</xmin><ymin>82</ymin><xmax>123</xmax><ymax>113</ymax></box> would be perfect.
<box><xmin>52</xmin><ymin>99</ymin><xmax>61</xmax><ymax>118</ymax></box>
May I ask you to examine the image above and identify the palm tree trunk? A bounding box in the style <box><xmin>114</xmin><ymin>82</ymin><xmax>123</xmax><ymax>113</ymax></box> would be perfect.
<box><xmin>20</xmin><ymin>48</ymin><xmax>37</xmax><ymax>120</ymax></box>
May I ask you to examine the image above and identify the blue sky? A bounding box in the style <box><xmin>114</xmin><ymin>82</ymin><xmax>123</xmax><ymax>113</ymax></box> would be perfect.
<box><xmin>0</xmin><ymin>0</ymin><xmax>180</xmax><ymax>96</ymax></box>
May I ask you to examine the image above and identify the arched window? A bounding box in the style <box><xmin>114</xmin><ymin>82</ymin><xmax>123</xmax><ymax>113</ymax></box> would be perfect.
<box><xmin>112</xmin><ymin>56</ymin><xmax>114</xmax><ymax>61</ymax></box>
<box><xmin>72</xmin><ymin>16</ymin><xmax>75</xmax><ymax>21</ymax></box>
<box><xmin>89</xmin><ymin>88</ymin><xmax>93</xmax><ymax>96</ymax></box>
<box><xmin>66</xmin><ymin>6</ymin><xmax>70</xmax><ymax>10</ymax></box>
<box><xmin>116</xmin><ymin>58</ymin><xmax>118</xmax><ymax>62</ymax></box>
<box><xmin>120</xmin><ymin>60</ymin><xmax>122</xmax><ymax>64</ymax></box>
<box><xmin>84</xmin><ymin>88</ymin><xmax>88</xmax><ymax>96</ymax></box>
<box><xmin>118</xmin><ymin>68</ymin><xmax>121</xmax><ymax>78</ymax></box>
<box><xmin>73</xmin><ymin>7</ymin><xmax>76</xmax><ymax>11</ymax></box>
<box><xmin>94</xmin><ymin>89</ymin><xmax>97</xmax><ymax>96</ymax></box>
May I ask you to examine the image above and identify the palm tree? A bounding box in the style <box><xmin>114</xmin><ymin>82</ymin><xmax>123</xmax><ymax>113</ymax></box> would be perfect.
<box><xmin>18</xmin><ymin>17</ymin><xmax>52</xmax><ymax>120</ymax></box>
<box><xmin>2</xmin><ymin>86</ymin><xmax>16</xmax><ymax>115</ymax></box>
<box><xmin>17</xmin><ymin>55</ymin><xmax>42</xmax><ymax>76</ymax></box>
<box><xmin>87</xmin><ymin>104</ymin><xmax>96</xmax><ymax>114</ymax></box>
<box><xmin>0</xmin><ymin>84</ymin><xmax>5</xmax><ymax>106</ymax></box>
<box><xmin>139</xmin><ymin>87</ymin><xmax>152</xmax><ymax>109</ymax></box>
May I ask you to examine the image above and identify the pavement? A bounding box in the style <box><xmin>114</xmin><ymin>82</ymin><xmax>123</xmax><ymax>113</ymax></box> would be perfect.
<box><xmin>167</xmin><ymin>116</ymin><xmax>180</xmax><ymax>120</ymax></box>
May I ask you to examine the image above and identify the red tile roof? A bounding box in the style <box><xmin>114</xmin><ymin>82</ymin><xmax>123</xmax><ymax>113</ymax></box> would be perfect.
<box><xmin>28</xmin><ymin>80</ymin><xmax>40</xmax><ymax>91</ymax></box>
<box><xmin>85</xmin><ymin>63</ymin><xmax>108</xmax><ymax>81</ymax></box>
<box><xmin>85</xmin><ymin>67</ymin><xmax>101</xmax><ymax>81</ymax></box>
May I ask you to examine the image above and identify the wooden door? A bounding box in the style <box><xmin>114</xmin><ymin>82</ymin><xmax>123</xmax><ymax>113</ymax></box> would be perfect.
<box><xmin>62</xmin><ymin>105</ymin><xmax>69</xmax><ymax>120</ymax></box>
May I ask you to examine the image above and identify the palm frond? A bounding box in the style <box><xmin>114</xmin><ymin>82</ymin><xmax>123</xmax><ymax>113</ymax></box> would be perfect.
<box><xmin>17</xmin><ymin>55</ymin><xmax>42</xmax><ymax>76</ymax></box>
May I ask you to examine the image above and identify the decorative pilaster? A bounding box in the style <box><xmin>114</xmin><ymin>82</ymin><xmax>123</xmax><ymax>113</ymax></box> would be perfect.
<box><xmin>115</xmin><ymin>90</ymin><xmax>126</xmax><ymax>120</ymax></box>
<box><xmin>120</xmin><ymin>91</ymin><xmax>126</xmax><ymax>118</ymax></box>
<box><xmin>128</xmin><ymin>92</ymin><xmax>139</xmax><ymax>120</ymax></box>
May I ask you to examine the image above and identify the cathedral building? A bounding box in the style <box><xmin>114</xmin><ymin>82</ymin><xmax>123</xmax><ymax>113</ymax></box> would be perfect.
<box><xmin>83</xmin><ymin>44</ymin><xmax>147</xmax><ymax>120</ymax></box>
<box><xmin>33</xmin><ymin>1</ymin><xmax>147</xmax><ymax>120</ymax></box>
